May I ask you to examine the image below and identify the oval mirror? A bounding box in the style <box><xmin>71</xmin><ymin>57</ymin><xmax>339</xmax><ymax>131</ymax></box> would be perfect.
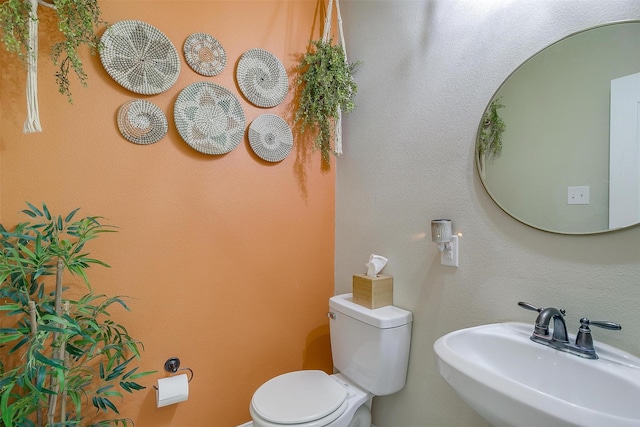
<box><xmin>477</xmin><ymin>21</ymin><xmax>640</xmax><ymax>234</ymax></box>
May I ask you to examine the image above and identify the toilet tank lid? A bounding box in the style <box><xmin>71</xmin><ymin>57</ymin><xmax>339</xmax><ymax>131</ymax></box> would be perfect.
<box><xmin>329</xmin><ymin>293</ymin><xmax>412</xmax><ymax>328</ymax></box>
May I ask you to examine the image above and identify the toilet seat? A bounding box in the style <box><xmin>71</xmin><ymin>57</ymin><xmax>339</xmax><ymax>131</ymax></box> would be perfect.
<box><xmin>251</xmin><ymin>370</ymin><xmax>348</xmax><ymax>426</ymax></box>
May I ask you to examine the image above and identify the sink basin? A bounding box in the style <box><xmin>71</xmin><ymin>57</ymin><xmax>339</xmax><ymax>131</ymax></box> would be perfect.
<box><xmin>434</xmin><ymin>322</ymin><xmax>640</xmax><ymax>427</ymax></box>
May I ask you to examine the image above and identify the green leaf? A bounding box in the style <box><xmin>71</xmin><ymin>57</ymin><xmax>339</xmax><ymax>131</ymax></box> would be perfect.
<box><xmin>25</xmin><ymin>202</ymin><xmax>43</xmax><ymax>217</ymax></box>
<box><xmin>102</xmin><ymin>397</ymin><xmax>119</xmax><ymax>414</ymax></box>
<box><xmin>41</xmin><ymin>313</ymin><xmax>81</xmax><ymax>331</ymax></box>
<box><xmin>33</xmin><ymin>350</ymin><xmax>66</xmax><ymax>370</ymax></box>
<box><xmin>65</xmin><ymin>207</ymin><xmax>82</xmax><ymax>223</ymax></box>
<box><xmin>20</xmin><ymin>209</ymin><xmax>37</xmax><ymax>218</ymax></box>
<box><xmin>36</xmin><ymin>365</ymin><xmax>47</xmax><ymax>389</ymax></box>
<box><xmin>69</xmin><ymin>389</ymin><xmax>82</xmax><ymax>416</ymax></box>
<box><xmin>42</xmin><ymin>203</ymin><xmax>51</xmax><ymax>220</ymax></box>
<box><xmin>92</xmin><ymin>395</ymin><xmax>105</xmax><ymax>411</ymax></box>
<box><xmin>125</xmin><ymin>369</ymin><xmax>155</xmax><ymax>381</ymax></box>
<box><xmin>0</xmin><ymin>332</ymin><xmax>23</xmax><ymax>344</ymax></box>
<box><xmin>96</xmin><ymin>384</ymin><xmax>114</xmax><ymax>394</ymax></box>
<box><xmin>0</xmin><ymin>375</ymin><xmax>16</xmax><ymax>390</ymax></box>
<box><xmin>120</xmin><ymin>381</ymin><xmax>145</xmax><ymax>392</ymax></box>
<box><xmin>1</xmin><ymin>385</ymin><xmax>15</xmax><ymax>427</ymax></box>
<box><xmin>8</xmin><ymin>336</ymin><xmax>29</xmax><ymax>354</ymax></box>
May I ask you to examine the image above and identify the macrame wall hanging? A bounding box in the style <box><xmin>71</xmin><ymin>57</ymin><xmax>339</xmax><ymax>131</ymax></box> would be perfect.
<box><xmin>23</xmin><ymin>0</ymin><xmax>53</xmax><ymax>133</ymax></box>
<box><xmin>323</xmin><ymin>0</ymin><xmax>348</xmax><ymax>155</ymax></box>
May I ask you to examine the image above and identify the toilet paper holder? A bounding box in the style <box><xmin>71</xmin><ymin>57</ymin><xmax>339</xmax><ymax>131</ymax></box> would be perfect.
<box><xmin>153</xmin><ymin>357</ymin><xmax>194</xmax><ymax>390</ymax></box>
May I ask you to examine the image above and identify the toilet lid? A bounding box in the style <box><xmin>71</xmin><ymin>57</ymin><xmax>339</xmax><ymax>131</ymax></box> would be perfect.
<box><xmin>251</xmin><ymin>370</ymin><xmax>347</xmax><ymax>424</ymax></box>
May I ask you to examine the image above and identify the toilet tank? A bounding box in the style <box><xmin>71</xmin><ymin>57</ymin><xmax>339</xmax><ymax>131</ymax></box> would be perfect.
<box><xmin>328</xmin><ymin>293</ymin><xmax>412</xmax><ymax>396</ymax></box>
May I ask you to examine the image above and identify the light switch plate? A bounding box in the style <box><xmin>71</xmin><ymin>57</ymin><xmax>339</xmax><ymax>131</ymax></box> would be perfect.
<box><xmin>567</xmin><ymin>186</ymin><xmax>590</xmax><ymax>205</ymax></box>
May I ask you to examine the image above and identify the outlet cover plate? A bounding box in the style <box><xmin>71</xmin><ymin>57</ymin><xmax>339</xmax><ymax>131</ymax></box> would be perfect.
<box><xmin>441</xmin><ymin>235</ymin><xmax>459</xmax><ymax>267</ymax></box>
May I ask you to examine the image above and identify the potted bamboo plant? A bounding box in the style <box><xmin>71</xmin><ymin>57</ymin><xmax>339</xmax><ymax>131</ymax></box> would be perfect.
<box><xmin>0</xmin><ymin>203</ymin><xmax>152</xmax><ymax>427</ymax></box>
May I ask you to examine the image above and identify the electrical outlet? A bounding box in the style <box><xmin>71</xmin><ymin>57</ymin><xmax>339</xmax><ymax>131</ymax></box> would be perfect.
<box><xmin>567</xmin><ymin>186</ymin><xmax>589</xmax><ymax>205</ymax></box>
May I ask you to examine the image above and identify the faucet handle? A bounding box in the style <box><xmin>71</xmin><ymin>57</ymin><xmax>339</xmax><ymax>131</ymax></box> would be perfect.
<box><xmin>579</xmin><ymin>317</ymin><xmax>621</xmax><ymax>331</ymax></box>
<box><xmin>575</xmin><ymin>317</ymin><xmax>622</xmax><ymax>353</ymax></box>
<box><xmin>517</xmin><ymin>301</ymin><xmax>542</xmax><ymax>312</ymax></box>
<box><xmin>517</xmin><ymin>301</ymin><xmax>566</xmax><ymax>316</ymax></box>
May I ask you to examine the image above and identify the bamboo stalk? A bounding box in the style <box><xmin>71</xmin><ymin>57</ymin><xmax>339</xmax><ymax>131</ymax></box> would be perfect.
<box><xmin>28</xmin><ymin>300</ymin><xmax>43</xmax><ymax>427</ymax></box>
<box><xmin>60</xmin><ymin>301</ymin><xmax>70</xmax><ymax>424</ymax></box>
<box><xmin>54</xmin><ymin>258</ymin><xmax>63</xmax><ymax>317</ymax></box>
<box><xmin>47</xmin><ymin>258</ymin><xmax>65</xmax><ymax>425</ymax></box>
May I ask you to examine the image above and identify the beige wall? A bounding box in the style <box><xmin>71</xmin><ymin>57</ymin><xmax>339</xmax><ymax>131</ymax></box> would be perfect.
<box><xmin>336</xmin><ymin>1</ymin><xmax>640</xmax><ymax>426</ymax></box>
<box><xmin>0</xmin><ymin>1</ymin><xmax>334</xmax><ymax>426</ymax></box>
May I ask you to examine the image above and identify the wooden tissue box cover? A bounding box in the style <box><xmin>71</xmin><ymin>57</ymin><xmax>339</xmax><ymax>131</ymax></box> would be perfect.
<box><xmin>352</xmin><ymin>274</ymin><xmax>393</xmax><ymax>309</ymax></box>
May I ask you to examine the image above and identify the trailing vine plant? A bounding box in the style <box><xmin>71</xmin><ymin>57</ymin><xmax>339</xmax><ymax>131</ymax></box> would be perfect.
<box><xmin>294</xmin><ymin>39</ymin><xmax>360</xmax><ymax>164</ymax></box>
<box><xmin>0</xmin><ymin>202</ymin><xmax>152</xmax><ymax>427</ymax></box>
<box><xmin>477</xmin><ymin>97</ymin><xmax>506</xmax><ymax>176</ymax></box>
<box><xmin>0</xmin><ymin>0</ymin><xmax>104</xmax><ymax>99</ymax></box>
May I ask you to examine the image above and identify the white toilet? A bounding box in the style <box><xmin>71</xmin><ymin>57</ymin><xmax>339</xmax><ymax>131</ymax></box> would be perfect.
<box><xmin>246</xmin><ymin>293</ymin><xmax>413</xmax><ymax>427</ymax></box>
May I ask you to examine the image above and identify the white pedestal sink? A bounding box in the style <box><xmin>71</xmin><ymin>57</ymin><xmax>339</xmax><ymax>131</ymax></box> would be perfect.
<box><xmin>434</xmin><ymin>322</ymin><xmax>640</xmax><ymax>427</ymax></box>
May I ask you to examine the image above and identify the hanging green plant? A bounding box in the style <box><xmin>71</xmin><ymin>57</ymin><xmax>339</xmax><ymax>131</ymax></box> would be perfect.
<box><xmin>0</xmin><ymin>202</ymin><xmax>153</xmax><ymax>427</ymax></box>
<box><xmin>0</xmin><ymin>0</ymin><xmax>104</xmax><ymax>101</ymax></box>
<box><xmin>294</xmin><ymin>39</ymin><xmax>360</xmax><ymax>164</ymax></box>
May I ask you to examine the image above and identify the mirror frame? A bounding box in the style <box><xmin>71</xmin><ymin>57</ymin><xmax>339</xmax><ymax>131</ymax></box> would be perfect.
<box><xmin>476</xmin><ymin>20</ymin><xmax>640</xmax><ymax>235</ymax></box>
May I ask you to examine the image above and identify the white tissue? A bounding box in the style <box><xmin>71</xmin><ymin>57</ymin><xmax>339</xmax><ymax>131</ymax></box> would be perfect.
<box><xmin>366</xmin><ymin>254</ymin><xmax>388</xmax><ymax>277</ymax></box>
<box><xmin>156</xmin><ymin>374</ymin><xmax>189</xmax><ymax>408</ymax></box>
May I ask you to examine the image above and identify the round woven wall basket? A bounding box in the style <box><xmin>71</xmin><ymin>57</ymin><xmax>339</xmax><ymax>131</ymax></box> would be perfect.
<box><xmin>100</xmin><ymin>20</ymin><xmax>181</xmax><ymax>95</ymax></box>
<box><xmin>117</xmin><ymin>100</ymin><xmax>168</xmax><ymax>145</ymax></box>
<box><xmin>183</xmin><ymin>32</ymin><xmax>226</xmax><ymax>76</ymax></box>
<box><xmin>174</xmin><ymin>82</ymin><xmax>246</xmax><ymax>155</ymax></box>
<box><xmin>248</xmin><ymin>114</ymin><xmax>293</xmax><ymax>162</ymax></box>
<box><xmin>236</xmin><ymin>48</ymin><xmax>288</xmax><ymax>108</ymax></box>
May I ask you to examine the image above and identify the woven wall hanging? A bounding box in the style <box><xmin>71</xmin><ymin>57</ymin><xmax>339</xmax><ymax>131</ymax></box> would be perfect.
<box><xmin>236</xmin><ymin>48</ymin><xmax>288</xmax><ymax>108</ymax></box>
<box><xmin>100</xmin><ymin>20</ymin><xmax>180</xmax><ymax>95</ymax></box>
<box><xmin>117</xmin><ymin>100</ymin><xmax>168</xmax><ymax>145</ymax></box>
<box><xmin>174</xmin><ymin>82</ymin><xmax>246</xmax><ymax>155</ymax></box>
<box><xmin>183</xmin><ymin>32</ymin><xmax>226</xmax><ymax>76</ymax></box>
<box><xmin>248</xmin><ymin>114</ymin><xmax>293</xmax><ymax>162</ymax></box>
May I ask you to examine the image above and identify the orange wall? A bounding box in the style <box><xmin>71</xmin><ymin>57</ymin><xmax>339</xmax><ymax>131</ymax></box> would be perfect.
<box><xmin>0</xmin><ymin>1</ymin><xmax>334</xmax><ymax>426</ymax></box>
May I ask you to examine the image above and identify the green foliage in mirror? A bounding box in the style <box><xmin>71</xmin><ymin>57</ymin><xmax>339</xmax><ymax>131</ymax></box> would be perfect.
<box><xmin>294</xmin><ymin>39</ymin><xmax>359</xmax><ymax>164</ymax></box>
<box><xmin>0</xmin><ymin>203</ymin><xmax>152</xmax><ymax>427</ymax></box>
<box><xmin>478</xmin><ymin>98</ymin><xmax>506</xmax><ymax>159</ymax></box>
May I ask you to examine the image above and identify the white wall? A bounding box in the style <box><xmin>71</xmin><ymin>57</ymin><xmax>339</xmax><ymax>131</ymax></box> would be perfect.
<box><xmin>335</xmin><ymin>1</ymin><xmax>640</xmax><ymax>426</ymax></box>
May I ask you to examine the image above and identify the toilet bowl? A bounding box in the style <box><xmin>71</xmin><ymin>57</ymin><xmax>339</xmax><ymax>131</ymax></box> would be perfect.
<box><xmin>249</xmin><ymin>371</ymin><xmax>371</xmax><ymax>427</ymax></box>
<box><xmin>245</xmin><ymin>294</ymin><xmax>412</xmax><ymax>427</ymax></box>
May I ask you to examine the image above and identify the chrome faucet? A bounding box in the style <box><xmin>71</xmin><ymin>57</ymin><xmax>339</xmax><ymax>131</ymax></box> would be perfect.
<box><xmin>533</xmin><ymin>306</ymin><xmax>568</xmax><ymax>342</ymax></box>
<box><xmin>518</xmin><ymin>301</ymin><xmax>568</xmax><ymax>345</ymax></box>
<box><xmin>518</xmin><ymin>301</ymin><xmax>621</xmax><ymax>359</ymax></box>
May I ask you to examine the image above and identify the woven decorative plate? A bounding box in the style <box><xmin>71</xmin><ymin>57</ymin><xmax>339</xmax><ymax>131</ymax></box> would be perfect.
<box><xmin>174</xmin><ymin>82</ymin><xmax>246</xmax><ymax>155</ymax></box>
<box><xmin>248</xmin><ymin>114</ymin><xmax>293</xmax><ymax>162</ymax></box>
<box><xmin>236</xmin><ymin>48</ymin><xmax>288</xmax><ymax>107</ymax></box>
<box><xmin>183</xmin><ymin>33</ymin><xmax>226</xmax><ymax>76</ymax></box>
<box><xmin>117</xmin><ymin>99</ymin><xmax>168</xmax><ymax>145</ymax></box>
<box><xmin>100</xmin><ymin>20</ymin><xmax>180</xmax><ymax>95</ymax></box>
